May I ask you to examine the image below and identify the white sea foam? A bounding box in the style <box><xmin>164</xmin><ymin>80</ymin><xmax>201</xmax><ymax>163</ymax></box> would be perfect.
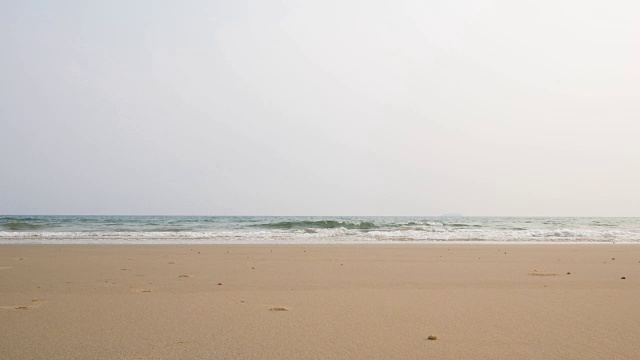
<box><xmin>1</xmin><ymin>227</ymin><xmax>639</xmax><ymax>244</ymax></box>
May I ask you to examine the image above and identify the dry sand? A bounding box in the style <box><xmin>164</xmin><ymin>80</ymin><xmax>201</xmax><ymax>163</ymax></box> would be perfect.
<box><xmin>1</xmin><ymin>244</ymin><xmax>639</xmax><ymax>359</ymax></box>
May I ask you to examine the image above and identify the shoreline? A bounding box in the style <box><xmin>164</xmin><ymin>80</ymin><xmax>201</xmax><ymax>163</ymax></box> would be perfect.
<box><xmin>2</xmin><ymin>244</ymin><xmax>639</xmax><ymax>359</ymax></box>
<box><xmin>0</xmin><ymin>240</ymin><xmax>635</xmax><ymax>245</ymax></box>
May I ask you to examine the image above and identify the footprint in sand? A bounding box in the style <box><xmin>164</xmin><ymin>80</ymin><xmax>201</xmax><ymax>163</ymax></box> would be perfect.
<box><xmin>1</xmin><ymin>299</ymin><xmax>47</xmax><ymax>311</ymax></box>
<box><xmin>269</xmin><ymin>307</ymin><xmax>288</xmax><ymax>312</ymax></box>
<box><xmin>527</xmin><ymin>272</ymin><xmax>559</xmax><ymax>277</ymax></box>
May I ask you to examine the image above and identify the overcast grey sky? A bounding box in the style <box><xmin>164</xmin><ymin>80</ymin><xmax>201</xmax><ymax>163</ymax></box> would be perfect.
<box><xmin>1</xmin><ymin>1</ymin><xmax>639</xmax><ymax>216</ymax></box>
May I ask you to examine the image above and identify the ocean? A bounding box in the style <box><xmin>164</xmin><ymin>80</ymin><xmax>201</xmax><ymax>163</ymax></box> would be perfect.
<box><xmin>1</xmin><ymin>216</ymin><xmax>639</xmax><ymax>244</ymax></box>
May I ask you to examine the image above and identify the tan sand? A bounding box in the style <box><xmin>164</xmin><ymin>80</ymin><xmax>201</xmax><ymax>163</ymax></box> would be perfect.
<box><xmin>1</xmin><ymin>244</ymin><xmax>639</xmax><ymax>359</ymax></box>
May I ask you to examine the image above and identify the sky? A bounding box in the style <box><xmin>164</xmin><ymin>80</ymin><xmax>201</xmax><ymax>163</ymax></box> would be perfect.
<box><xmin>1</xmin><ymin>0</ymin><xmax>639</xmax><ymax>216</ymax></box>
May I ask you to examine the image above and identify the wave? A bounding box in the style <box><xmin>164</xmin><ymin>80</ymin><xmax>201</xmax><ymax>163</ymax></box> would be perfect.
<box><xmin>0</xmin><ymin>221</ymin><xmax>48</xmax><ymax>231</ymax></box>
<box><xmin>257</xmin><ymin>220</ymin><xmax>378</xmax><ymax>230</ymax></box>
<box><xmin>447</xmin><ymin>223</ymin><xmax>482</xmax><ymax>228</ymax></box>
<box><xmin>98</xmin><ymin>227</ymin><xmax>196</xmax><ymax>232</ymax></box>
<box><xmin>149</xmin><ymin>227</ymin><xmax>195</xmax><ymax>232</ymax></box>
<box><xmin>2</xmin><ymin>227</ymin><xmax>640</xmax><ymax>245</ymax></box>
<box><xmin>401</xmin><ymin>221</ymin><xmax>444</xmax><ymax>227</ymax></box>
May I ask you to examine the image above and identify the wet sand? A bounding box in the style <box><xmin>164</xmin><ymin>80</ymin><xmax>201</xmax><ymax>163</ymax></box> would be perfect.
<box><xmin>1</xmin><ymin>244</ymin><xmax>639</xmax><ymax>359</ymax></box>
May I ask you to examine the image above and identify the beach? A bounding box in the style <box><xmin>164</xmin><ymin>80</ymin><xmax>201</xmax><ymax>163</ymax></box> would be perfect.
<box><xmin>1</xmin><ymin>244</ymin><xmax>639</xmax><ymax>359</ymax></box>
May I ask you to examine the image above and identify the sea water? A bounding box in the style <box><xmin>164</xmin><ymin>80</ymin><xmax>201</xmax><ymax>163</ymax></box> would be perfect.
<box><xmin>1</xmin><ymin>216</ymin><xmax>640</xmax><ymax>244</ymax></box>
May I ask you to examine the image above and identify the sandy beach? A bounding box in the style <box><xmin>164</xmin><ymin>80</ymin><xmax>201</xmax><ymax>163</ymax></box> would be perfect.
<box><xmin>1</xmin><ymin>244</ymin><xmax>639</xmax><ymax>359</ymax></box>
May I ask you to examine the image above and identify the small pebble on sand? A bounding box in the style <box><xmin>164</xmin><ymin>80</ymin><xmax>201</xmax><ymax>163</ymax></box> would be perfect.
<box><xmin>427</xmin><ymin>335</ymin><xmax>439</xmax><ymax>340</ymax></box>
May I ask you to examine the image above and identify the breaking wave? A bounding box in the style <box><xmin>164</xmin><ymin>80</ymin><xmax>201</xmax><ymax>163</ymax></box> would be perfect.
<box><xmin>258</xmin><ymin>220</ymin><xmax>378</xmax><ymax>230</ymax></box>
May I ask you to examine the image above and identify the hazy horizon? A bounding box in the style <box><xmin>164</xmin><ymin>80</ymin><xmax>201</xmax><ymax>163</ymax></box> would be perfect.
<box><xmin>1</xmin><ymin>1</ymin><xmax>639</xmax><ymax>217</ymax></box>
